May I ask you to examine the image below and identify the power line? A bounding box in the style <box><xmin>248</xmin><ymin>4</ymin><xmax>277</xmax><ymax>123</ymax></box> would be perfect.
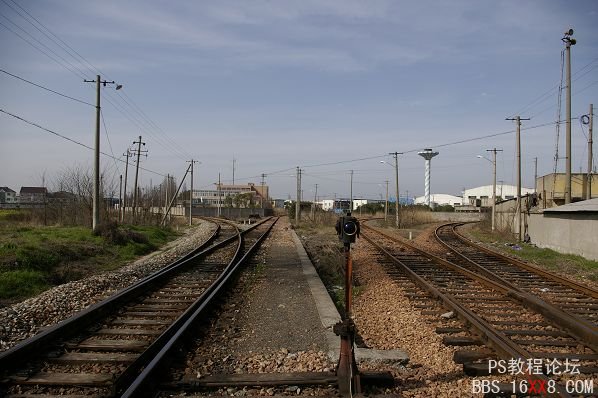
<box><xmin>100</xmin><ymin>109</ymin><xmax>121</xmax><ymax>176</ymax></box>
<box><xmin>1</xmin><ymin>1</ymin><xmax>195</xmax><ymax>162</ymax></box>
<box><xmin>0</xmin><ymin>108</ymin><xmax>167</xmax><ymax>177</ymax></box>
<box><xmin>3</xmin><ymin>0</ymin><xmax>102</xmax><ymax>77</ymax></box>
<box><xmin>0</xmin><ymin>68</ymin><xmax>93</xmax><ymax>106</ymax></box>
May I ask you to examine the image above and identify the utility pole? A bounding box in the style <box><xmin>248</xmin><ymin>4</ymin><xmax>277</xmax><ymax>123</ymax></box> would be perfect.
<box><xmin>389</xmin><ymin>152</ymin><xmax>402</xmax><ymax>228</ymax></box>
<box><xmin>295</xmin><ymin>167</ymin><xmax>301</xmax><ymax>225</ymax></box>
<box><xmin>534</xmin><ymin>157</ymin><xmax>538</xmax><ymax>194</ymax></box>
<box><xmin>187</xmin><ymin>159</ymin><xmax>198</xmax><ymax>226</ymax></box>
<box><xmin>506</xmin><ymin>116</ymin><xmax>529</xmax><ymax>241</ymax></box>
<box><xmin>162</xmin><ymin>165</ymin><xmax>191</xmax><ymax>225</ymax></box>
<box><xmin>350</xmin><ymin>170</ymin><xmax>354</xmax><ymax>213</ymax></box>
<box><xmin>486</xmin><ymin>148</ymin><xmax>503</xmax><ymax>232</ymax></box>
<box><xmin>122</xmin><ymin>149</ymin><xmax>131</xmax><ymax>222</ymax></box>
<box><xmin>586</xmin><ymin>104</ymin><xmax>594</xmax><ymax>199</ymax></box>
<box><xmin>312</xmin><ymin>183</ymin><xmax>318</xmax><ymax>220</ymax></box>
<box><xmin>562</xmin><ymin>29</ymin><xmax>576</xmax><ymax>204</ymax></box>
<box><xmin>218</xmin><ymin>173</ymin><xmax>222</xmax><ymax>217</ymax></box>
<box><xmin>261</xmin><ymin>173</ymin><xmax>267</xmax><ymax>208</ymax></box>
<box><xmin>384</xmin><ymin>180</ymin><xmax>389</xmax><ymax>222</ymax></box>
<box><xmin>119</xmin><ymin>174</ymin><xmax>122</xmax><ymax>223</ymax></box>
<box><xmin>131</xmin><ymin>136</ymin><xmax>147</xmax><ymax>223</ymax></box>
<box><xmin>84</xmin><ymin>75</ymin><xmax>121</xmax><ymax>231</ymax></box>
<box><xmin>232</xmin><ymin>157</ymin><xmax>236</xmax><ymax>185</ymax></box>
<box><xmin>164</xmin><ymin>174</ymin><xmax>169</xmax><ymax>224</ymax></box>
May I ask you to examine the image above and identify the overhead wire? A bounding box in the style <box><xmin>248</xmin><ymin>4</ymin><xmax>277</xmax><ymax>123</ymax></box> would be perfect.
<box><xmin>0</xmin><ymin>108</ymin><xmax>167</xmax><ymax>177</ymax></box>
<box><xmin>0</xmin><ymin>69</ymin><xmax>93</xmax><ymax>106</ymax></box>
<box><xmin>2</xmin><ymin>0</ymin><xmax>194</xmax><ymax>163</ymax></box>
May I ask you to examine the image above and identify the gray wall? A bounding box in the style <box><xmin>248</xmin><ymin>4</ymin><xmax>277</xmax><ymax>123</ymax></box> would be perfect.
<box><xmin>528</xmin><ymin>213</ymin><xmax>598</xmax><ymax>261</ymax></box>
<box><xmin>428</xmin><ymin>212</ymin><xmax>484</xmax><ymax>222</ymax></box>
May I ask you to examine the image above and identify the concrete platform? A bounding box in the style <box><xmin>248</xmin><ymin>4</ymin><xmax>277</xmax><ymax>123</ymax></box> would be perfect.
<box><xmin>290</xmin><ymin>229</ymin><xmax>409</xmax><ymax>366</ymax></box>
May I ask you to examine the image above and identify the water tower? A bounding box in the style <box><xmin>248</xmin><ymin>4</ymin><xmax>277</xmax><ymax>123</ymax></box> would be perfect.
<box><xmin>418</xmin><ymin>148</ymin><xmax>439</xmax><ymax>207</ymax></box>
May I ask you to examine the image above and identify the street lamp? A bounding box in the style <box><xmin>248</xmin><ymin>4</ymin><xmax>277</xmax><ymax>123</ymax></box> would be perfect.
<box><xmin>477</xmin><ymin>149</ymin><xmax>502</xmax><ymax>231</ymax></box>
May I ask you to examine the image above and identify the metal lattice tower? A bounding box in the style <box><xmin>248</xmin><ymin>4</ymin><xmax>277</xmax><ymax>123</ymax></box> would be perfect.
<box><xmin>418</xmin><ymin>148</ymin><xmax>439</xmax><ymax>207</ymax></box>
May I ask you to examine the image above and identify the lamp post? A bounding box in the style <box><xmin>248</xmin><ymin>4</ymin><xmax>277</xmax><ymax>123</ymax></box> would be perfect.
<box><xmin>477</xmin><ymin>148</ymin><xmax>502</xmax><ymax>231</ymax></box>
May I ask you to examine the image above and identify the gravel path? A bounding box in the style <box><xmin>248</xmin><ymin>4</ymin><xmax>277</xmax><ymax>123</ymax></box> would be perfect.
<box><xmin>180</xmin><ymin>217</ymin><xmax>337</xmax><ymax>397</ymax></box>
<box><xmin>0</xmin><ymin>220</ymin><xmax>216</xmax><ymax>352</ymax></box>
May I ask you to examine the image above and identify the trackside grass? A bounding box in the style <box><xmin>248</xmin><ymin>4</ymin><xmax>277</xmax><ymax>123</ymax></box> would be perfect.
<box><xmin>0</xmin><ymin>222</ymin><xmax>180</xmax><ymax>302</ymax></box>
<box><xmin>463</xmin><ymin>224</ymin><xmax>598</xmax><ymax>283</ymax></box>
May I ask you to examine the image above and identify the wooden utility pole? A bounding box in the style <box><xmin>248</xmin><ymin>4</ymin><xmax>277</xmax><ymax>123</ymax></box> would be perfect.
<box><xmin>187</xmin><ymin>159</ymin><xmax>198</xmax><ymax>226</ymax></box>
<box><xmin>486</xmin><ymin>148</ymin><xmax>503</xmax><ymax>231</ymax></box>
<box><xmin>232</xmin><ymin>158</ymin><xmax>236</xmax><ymax>185</ymax></box>
<box><xmin>218</xmin><ymin>173</ymin><xmax>222</xmax><ymax>217</ymax></box>
<box><xmin>389</xmin><ymin>152</ymin><xmax>402</xmax><ymax>227</ymax></box>
<box><xmin>261</xmin><ymin>173</ymin><xmax>267</xmax><ymax>208</ymax></box>
<box><xmin>84</xmin><ymin>75</ymin><xmax>120</xmax><ymax>231</ymax></box>
<box><xmin>131</xmin><ymin>136</ymin><xmax>147</xmax><ymax>222</ymax></box>
<box><xmin>384</xmin><ymin>180</ymin><xmax>389</xmax><ymax>222</ymax></box>
<box><xmin>312</xmin><ymin>183</ymin><xmax>318</xmax><ymax>219</ymax></box>
<box><xmin>122</xmin><ymin>149</ymin><xmax>131</xmax><ymax>222</ymax></box>
<box><xmin>506</xmin><ymin>116</ymin><xmax>529</xmax><ymax>241</ymax></box>
<box><xmin>534</xmin><ymin>157</ymin><xmax>538</xmax><ymax>194</ymax></box>
<box><xmin>119</xmin><ymin>174</ymin><xmax>122</xmax><ymax>223</ymax></box>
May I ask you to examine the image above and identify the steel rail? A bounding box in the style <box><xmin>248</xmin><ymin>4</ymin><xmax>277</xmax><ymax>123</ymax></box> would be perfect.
<box><xmin>449</xmin><ymin>223</ymin><xmax>598</xmax><ymax>299</ymax></box>
<box><xmin>435</xmin><ymin>223</ymin><xmax>598</xmax><ymax>327</ymax></box>
<box><xmin>0</xmin><ymin>217</ymin><xmax>269</xmax><ymax>372</ymax></box>
<box><xmin>360</xmin><ymin>228</ymin><xmax>573</xmax><ymax>397</ymax></box>
<box><xmin>360</xmin><ymin>223</ymin><xmax>598</xmax><ymax>350</ymax></box>
<box><xmin>121</xmin><ymin>217</ymin><xmax>279</xmax><ymax>397</ymax></box>
<box><xmin>0</xmin><ymin>218</ymin><xmax>221</xmax><ymax>371</ymax></box>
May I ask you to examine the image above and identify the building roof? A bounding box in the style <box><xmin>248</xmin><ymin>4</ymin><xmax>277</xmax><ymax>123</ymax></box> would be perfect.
<box><xmin>543</xmin><ymin>198</ymin><xmax>598</xmax><ymax>213</ymax></box>
<box><xmin>20</xmin><ymin>186</ymin><xmax>48</xmax><ymax>194</ymax></box>
<box><xmin>0</xmin><ymin>187</ymin><xmax>16</xmax><ymax>193</ymax></box>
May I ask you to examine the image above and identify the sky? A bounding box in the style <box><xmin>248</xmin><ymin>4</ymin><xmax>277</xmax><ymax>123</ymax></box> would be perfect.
<box><xmin>1</xmin><ymin>0</ymin><xmax>597</xmax><ymax>201</ymax></box>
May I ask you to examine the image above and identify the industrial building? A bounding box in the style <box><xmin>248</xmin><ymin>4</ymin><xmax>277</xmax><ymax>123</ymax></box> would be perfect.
<box><xmin>414</xmin><ymin>194</ymin><xmax>462</xmax><ymax>207</ymax></box>
<box><xmin>536</xmin><ymin>173</ymin><xmax>596</xmax><ymax>208</ymax></box>
<box><xmin>463</xmin><ymin>184</ymin><xmax>534</xmax><ymax>207</ymax></box>
<box><xmin>192</xmin><ymin>183</ymin><xmax>269</xmax><ymax>208</ymax></box>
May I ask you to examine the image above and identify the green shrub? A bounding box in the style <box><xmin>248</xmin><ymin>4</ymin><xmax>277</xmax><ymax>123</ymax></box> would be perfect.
<box><xmin>0</xmin><ymin>270</ymin><xmax>48</xmax><ymax>298</ymax></box>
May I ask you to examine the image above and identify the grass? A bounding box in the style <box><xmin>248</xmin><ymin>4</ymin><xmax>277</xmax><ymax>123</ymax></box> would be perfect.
<box><xmin>465</xmin><ymin>224</ymin><xmax>598</xmax><ymax>282</ymax></box>
<box><xmin>0</xmin><ymin>222</ymin><xmax>181</xmax><ymax>302</ymax></box>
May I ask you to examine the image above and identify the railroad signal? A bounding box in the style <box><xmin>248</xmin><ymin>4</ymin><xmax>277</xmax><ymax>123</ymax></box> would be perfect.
<box><xmin>336</xmin><ymin>213</ymin><xmax>360</xmax><ymax>246</ymax></box>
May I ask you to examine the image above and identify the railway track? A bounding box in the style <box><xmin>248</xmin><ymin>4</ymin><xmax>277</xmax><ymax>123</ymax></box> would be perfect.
<box><xmin>360</xmin><ymin>222</ymin><xmax>597</xmax><ymax>397</ymax></box>
<box><xmin>0</xmin><ymin>216</ymin><xmax>278</xmax><ymax>398</ymax></box>
<box><xmin>435</xmin><ymin>223</ymin><xmax>598</xmax><ymax>328</ymax></box>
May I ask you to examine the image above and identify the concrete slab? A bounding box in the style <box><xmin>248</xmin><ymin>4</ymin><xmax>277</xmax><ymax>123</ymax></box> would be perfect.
<box><xmin>290</xmin><ymin>229</ymin><xmax>409</xmax><ymax>366</ymax></box>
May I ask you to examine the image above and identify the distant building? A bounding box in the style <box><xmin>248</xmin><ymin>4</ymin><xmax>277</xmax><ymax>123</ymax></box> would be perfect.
<box><xmin>320</xmin><ymin>199</ymin><xmax>351</xmax><ymax>213</ymax></box>
<box><xmin>192</xmin><ymin>183</ymin><xmax>269</xmax><ymax>208</ymax></box>
<box><xmin>19</xmin><ymin>186</ymin><xmax>47</xmax><ymax>206</ymax></box>
<box><xmin>0</xmin><ymin>187</ymin><xmax>17</xmax><ymax>207</ymax></box>
<box><xmin>414</xmin><ymin>194</ymin><xmax>462</xmax><ymax>207</ymax></box>
<box><xmin>271</xmin><ymin>199</ymin><xmax>286</xmax><ymax>208</ymax></box>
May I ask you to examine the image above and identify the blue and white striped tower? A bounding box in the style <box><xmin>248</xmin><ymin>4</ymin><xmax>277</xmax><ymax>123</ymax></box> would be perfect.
<box><xmin>418</xmin><ymin>148</ymin><xmax>439</xmax><ymax>207</ymax></box>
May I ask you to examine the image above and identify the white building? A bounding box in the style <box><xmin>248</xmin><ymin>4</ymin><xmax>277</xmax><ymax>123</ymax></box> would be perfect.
<box><xmin>414</xmin><ymin>194</ymin><xmax>463</xmax><ymax>207</ymax></box>
<box><xmin>463</xmin><ymin>184</ymin><xmax>534</xmax><ymax>207</ymax></box>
